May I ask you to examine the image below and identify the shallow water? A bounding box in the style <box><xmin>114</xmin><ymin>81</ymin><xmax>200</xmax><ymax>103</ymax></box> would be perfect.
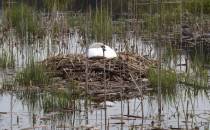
<box><xmin>1</xmin><ymin>33</ymin><xmax>210</xmax><ymax>129</ymax></box>
<box><xmin>0</xmin><ymin>86</ymin><xmax>210</xmax><ymax>130</ymax></box>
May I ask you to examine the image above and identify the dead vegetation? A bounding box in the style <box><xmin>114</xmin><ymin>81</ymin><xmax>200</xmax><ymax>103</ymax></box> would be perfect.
<box><xmin>42</xmin><ymin>53</ymin><xmax>157</xmax><ymax>101</ymax></box>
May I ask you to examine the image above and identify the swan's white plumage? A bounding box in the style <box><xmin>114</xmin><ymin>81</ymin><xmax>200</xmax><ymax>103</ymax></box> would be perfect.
<box><xmin>87</xmin><ymin>42</ymin><xmax>117</xmax><ymax>59</ymax></box>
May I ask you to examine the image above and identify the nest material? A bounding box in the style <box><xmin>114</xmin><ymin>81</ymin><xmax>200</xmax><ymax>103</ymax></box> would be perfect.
<box><xmin>42</xmin><ymin>53</ymin><xmax>157</xmax><ymax>101</ymax></box>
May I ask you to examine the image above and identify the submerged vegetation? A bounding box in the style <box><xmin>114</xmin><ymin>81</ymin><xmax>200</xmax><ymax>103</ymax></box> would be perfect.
<box><xmin>15</xmin><ymin>58</ymin><xmax>50</xmax><ymax>86</ymax></box>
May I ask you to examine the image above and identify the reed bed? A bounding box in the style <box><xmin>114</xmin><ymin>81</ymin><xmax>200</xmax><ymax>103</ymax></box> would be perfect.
<box><xmin>15</xmin><ymin>58</ymin><xmax>51</xmax><ymax>86</ymax></box>
<box><xmin>0</xmin><ymin>51</ymin><xmax>15</xmax><ymax>68</ymax></box>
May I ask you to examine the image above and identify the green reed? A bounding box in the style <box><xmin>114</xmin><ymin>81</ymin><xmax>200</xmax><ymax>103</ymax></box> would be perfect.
<box><xmin>4</xmin><ymin>4</ymin><xmax>43</xmax><ymax>39</ymax></box>
<box><xmin>0</xmin><ymin>51</ymin><xmax>15</xmax><ymax>68</ymax></box>
<box><xmin>92</xmin><ymin>9</ymin><xmax>113</xmax><ymax>42</ymax></box>
<box><xmin>15</xmin><ymin>58</ymin><xmax>50</xmax><ymax>86</ymax></box>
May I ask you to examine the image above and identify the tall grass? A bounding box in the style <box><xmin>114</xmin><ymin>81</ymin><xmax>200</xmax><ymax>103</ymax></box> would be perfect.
<box><xmin>179</xmin><ymin>54</ymin><xmax>209</xmax><ymax>88</ymax></box>
<box><xmin>140</xmin><ymin>4</ymin><xmax>181</xmax><ymax>34</ymax></box>
<box><xmin>92</xmin><ymin>9</ymin><xmax>113</xmax><ymax>42</ymax></box>
<box><xmin>148</xmin><ymin>67</ymin><xmax>177</xmax><ymax>89</ymax></box>
<box><xmin>148</xmin><ymin>66</ymin><xmax>177</xmax><ymax>103</ymax></box>
<box><xmin>43</xmin><ymin>0</ymin><xmax>71</xmax><ymax>11</ymax></box>
<box><xmin>183</xmin><ymin>0</ymin><xmax>210</xmax><ymax>15</ymax></box>
<box><xmin>180</xmin><ymin>70</ymin><xmax>208</xmax><ymax>88</ymax></box>
<box><xmin>68</xmin><ymin>15</ymin><xmax>85</xmax><ymax>29</ymax></box>
<box><xmin>15</xmin><ymin>58</ymin><xmax>50</xmax><ymax>86</ymax></box>
<box><xmin>4</xmin><ymin>4</ymin><xmax>43</xmax><ymax>39</ymax></box>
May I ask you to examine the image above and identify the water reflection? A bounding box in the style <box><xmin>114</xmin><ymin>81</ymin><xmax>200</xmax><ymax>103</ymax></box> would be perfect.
<box><xmin>0</xmin><ymin>85</ymin><xmax>210</xmax><ymax>129</ymax></box>
<box><xmin>0</xmin><ymin>31</ymin><xmax>83</xmax><ymax>69</ymax></box>
<box><xmin>1</xmin><ymin>34</ymin><xmax>210</xmax><ymax>129</ymax></box>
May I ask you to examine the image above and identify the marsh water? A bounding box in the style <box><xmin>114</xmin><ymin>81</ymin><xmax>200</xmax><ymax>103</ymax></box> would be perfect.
<box><xmin>0</xmin><ymin>32</ymin><xmax>210</xmax><ymax>130</ymax></box>
<box><xmin>1</xmin><ymin>88</ymin><xmax>210</xmax><ymax>130</ymax></box>
<box><xmin>1</xmin><ymin>0</ymin><xmax>210</xmax><ymax>130</ymax></box>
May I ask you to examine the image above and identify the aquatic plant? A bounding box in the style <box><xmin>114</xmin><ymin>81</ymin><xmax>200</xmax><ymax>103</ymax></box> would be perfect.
<box><xmin>140</xmin><ymin>4</ymin><xmax>181</xmax><ymax>34</ymax></box>
<box><xmin>43</xmin><ymin>90</ymin><xmax>72</xmax><ymax>112</ymax></box>
<box><xmin>0</xmin><ymin>51</ymin><xmax>15</xmax><ymax>68</ymax></box>
<box><xmin>148</xmin><ymin>66</ymin><xmax>177</xmax><ymax>103</ymax></box>
<box><xmin>179</xmin><ymin>59</ymin><xmax>208</xmax><ymax>88</ymax></box>
<box><xmin>15</xmin><ymin>86</ymin><xmax>82</xmax><ymax>113</ymax></box>
<box><xmin>15</xmin><ymin>58</ymin><xmax>50</xmax><ymax>86</ymax></box>
<box><xmin>162</xmin><ymin>45</ymin><xmax>178</xmax><ymax>69</ymax></box>
<box><xmin>92</xmin><ymin>9</ymin><xmax>113</xmax><ymax>42</ymax></box>
<box><xmin>51</xmin><ymin>17</ymin><xmax>69</xmax><ymax>37</ymax></box>
<box><xmin>43</xmin><ymin>0</ymin><xmax>71</xmax><ymax>11</ymax></box>
<box><xmin>2</xmin><ymin>78</ymin><xmax>15</xmax><ymax>90</ymax></box>
<box><xmin>179</xmin><ymin>71</ymin><xmax>208</xmax><ymax>89</ymax></box>
<box><xmin>148</xmin><ymin>67</ymin><xmax>177</xmax><ymax>89</ymax></box>
<box><xmin>4</xmin><ymin>4</ymin><xmax>43</xmax><ymax>39</ymax></box>
<box><xmin>68</xmin><ymin>15</ymin><xmax>85</xmax><ymax>29</ymax></box>
<box><xmin>183</xmin><ymin>0</ymin><xmax>210</xmax><ymax>15</ymax></box>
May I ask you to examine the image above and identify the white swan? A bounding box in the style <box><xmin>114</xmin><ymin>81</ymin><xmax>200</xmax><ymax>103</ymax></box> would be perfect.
<box><xmin>87</xmin><ymin>42</ymin><xmax>117</xmax><ymax>59</ymax></box>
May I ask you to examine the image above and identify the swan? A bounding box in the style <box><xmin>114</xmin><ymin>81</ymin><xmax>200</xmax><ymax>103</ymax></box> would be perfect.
<box><xmin>87</xmin><ymin>42</ymin><xmax>117</xmax><ymax>59</ymax></box>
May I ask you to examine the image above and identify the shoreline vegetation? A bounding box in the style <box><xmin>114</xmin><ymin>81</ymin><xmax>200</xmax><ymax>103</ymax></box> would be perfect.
<box><xmin>1</xmin><ymin>0</ymin><xmax>210</xmax><ymax>41</ymax></box>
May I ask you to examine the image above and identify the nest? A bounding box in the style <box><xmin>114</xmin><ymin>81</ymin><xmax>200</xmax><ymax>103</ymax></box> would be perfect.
<box><xmin>42</xmin><ymin>53</ymin><xmax>157</xmax><ymax>101</ymax></box>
